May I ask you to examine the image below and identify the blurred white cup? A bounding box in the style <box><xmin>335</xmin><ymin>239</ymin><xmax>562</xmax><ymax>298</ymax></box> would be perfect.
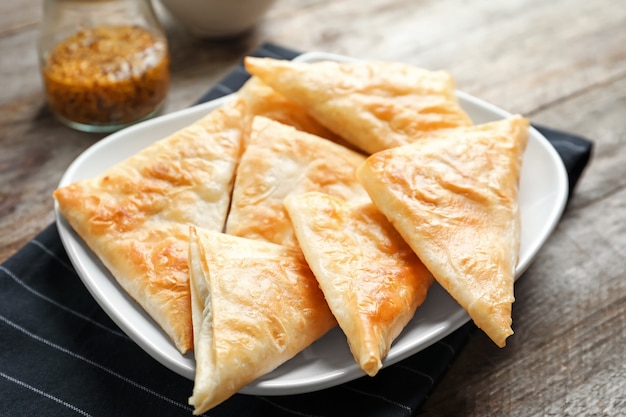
<box><xmin>157</xmin><ymin>0</ymin><xmax>277</xmax><ymax>38</ymax></box>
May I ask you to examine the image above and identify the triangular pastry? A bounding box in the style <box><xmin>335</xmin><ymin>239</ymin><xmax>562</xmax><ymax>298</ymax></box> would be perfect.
<box><xmin>238</xmin><ymin>76</ymin><xmax>347</xmax><ymax>145</ymax></box>
<box><xmin>187</xmin><ymin>226</ymin><xmax>336</xmax><ymax>415</ymax></box>
<box><xmin>244</xmin><ymin>56</ymin><xmax>473</xmax><ymax>154</ymax></box>
<box><xmin>225</xmin><ymin>116</ymin><xmax>370</xmax><ymax>249</ymax></box>
<box><xmin>356</xmin><ymin>116</ymin><xmax>529</xmax><ymax>347</ymax></box>
<box><xmin>53</xmin><ymin>99</ymin><xmax>246</xmax><ymax>353</ymax></box>
<box><xmin>284</xmin><ymin>192</ymin><xmax>434</xmax><ymax>376</ymax></box>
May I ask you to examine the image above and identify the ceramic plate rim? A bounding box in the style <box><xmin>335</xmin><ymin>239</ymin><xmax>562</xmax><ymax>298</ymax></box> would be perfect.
<box><xmin>55</xmin><ymin>51</ymin><xmax>569</xmax><ymax>396</ymax></box>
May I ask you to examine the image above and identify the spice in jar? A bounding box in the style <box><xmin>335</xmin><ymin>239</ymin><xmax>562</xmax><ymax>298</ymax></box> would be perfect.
<box><xmin>41</xmin><ymin>25</ymin><xmax>169</xmax><ymax>129</ymax></box>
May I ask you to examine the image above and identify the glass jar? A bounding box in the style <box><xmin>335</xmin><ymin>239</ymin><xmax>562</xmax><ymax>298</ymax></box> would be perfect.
<box><xmin>38</xmin><ymin>0</ymin><xmax>170</xmax><ymax>133</ymax></box>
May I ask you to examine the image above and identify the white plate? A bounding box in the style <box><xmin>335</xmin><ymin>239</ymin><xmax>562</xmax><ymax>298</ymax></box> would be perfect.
<box><xmin>55</xmin><ymin>51</ymin><xmax>569</xmax><ymax>396</ymax></box>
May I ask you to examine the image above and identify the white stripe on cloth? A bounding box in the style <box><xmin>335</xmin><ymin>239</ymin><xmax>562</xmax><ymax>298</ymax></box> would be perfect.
<box><xmin>0</xmin><ymin>265</ymin><xmax>129</xmax><ymax>340</ymax></box>
<box><xmin>436</xmin><ymin>340</ymin><xmax>457</xmax><ymax>355</ymax></box>
<box><xmin>0</xmin><ymin>370</ymin><xmax>94</xmax><ymax>417</ymax></box>
<box><xmin>0</xmin><ymin>314</ymin><xmax>193</xmax><ymax>412</ymax></box>
<box><xmin>393</xmin><ymin>364</ymin><xmax>436</xmax><ymax>386</ymax></box>
<box><xmin>212</xmin><ymin>82</ymin><xmax>238</xmax><ymax>96</ymax></box>
<box><xmin>257</xmin><ymin>396</ymin><xmax>326</xmax><ymax>417</ymax></box>
<box><xmin>341</xmin><ymin>385</ymin><xmax>412</xmax><ymax>413</ymax></box>
<box><xmin>30</xmin><ymin>238</ymin><xmax>76</xmax><ymax>273</ymax></box>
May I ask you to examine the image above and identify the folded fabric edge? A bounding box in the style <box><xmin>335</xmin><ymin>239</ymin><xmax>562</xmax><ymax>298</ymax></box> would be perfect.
<box><xmin>195</xmin><ymin>43</ymin><xmax>301</xmax><ymax>104</ymax></box>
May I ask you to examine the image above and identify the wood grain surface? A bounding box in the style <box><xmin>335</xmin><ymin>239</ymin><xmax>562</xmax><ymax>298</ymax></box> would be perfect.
<box><xmin>1</xmin><ymin>0</ymin><xmax>624</xmax><ymax>415</ymax></box>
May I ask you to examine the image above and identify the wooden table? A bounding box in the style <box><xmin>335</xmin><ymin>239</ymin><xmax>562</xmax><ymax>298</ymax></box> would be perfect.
<box><xmin>1</xmin><ymin>0</ymin><xmax>624</xmax><ymax>415</ymax></box>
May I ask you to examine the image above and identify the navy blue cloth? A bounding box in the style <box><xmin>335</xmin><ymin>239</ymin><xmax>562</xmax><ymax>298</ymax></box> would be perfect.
<box><xmin>0</xmin><ymin>43</ymin><xmax>592</xmax><ymax>417</ymax></box>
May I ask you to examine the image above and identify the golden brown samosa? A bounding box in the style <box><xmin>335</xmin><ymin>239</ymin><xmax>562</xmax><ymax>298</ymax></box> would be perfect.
<box><xmin>53</xmin><ymin>99</ymin><xmax>246</xmax><ymax>353</ymax></box>
<box><xmin>285</xmin><ymin>191</ymin><xmax>434</xmax><ymax>376</ymax></box>
<box><xmin>357</xmin><ymin>116</ymin><xmax>529</xmax><ymax>347</ymax></box>
<box><xmin>188</xmin><ymin>226</ymin><xmax>336</xmax><ymax>414</ymax></box>
<box><xmin>244</xmin><ymin>57</ymin><xmax>472</xmax><ymax>154</ymax></box>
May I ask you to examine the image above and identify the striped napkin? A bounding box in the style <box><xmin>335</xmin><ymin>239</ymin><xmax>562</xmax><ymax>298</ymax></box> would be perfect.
<box><xmin>0</xmin><ymin>43</ymin><xmax>592</xmax><ymax>417</ymax></box>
